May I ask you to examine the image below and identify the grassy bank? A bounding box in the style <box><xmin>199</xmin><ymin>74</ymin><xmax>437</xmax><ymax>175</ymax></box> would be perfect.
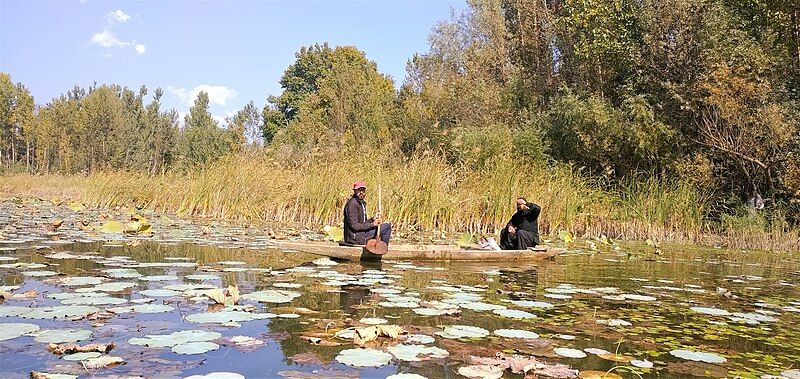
<box><xmin>2</xmin><ymin>153</ymin><xmax>797</xmax><ymax>251</ymax></box>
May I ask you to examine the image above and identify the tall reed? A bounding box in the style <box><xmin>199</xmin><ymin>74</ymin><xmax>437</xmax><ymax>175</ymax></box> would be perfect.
<box><xmin>4</xmin><ymin>152</ymin><xmax>795</xmax><ymax>250</ymax></box>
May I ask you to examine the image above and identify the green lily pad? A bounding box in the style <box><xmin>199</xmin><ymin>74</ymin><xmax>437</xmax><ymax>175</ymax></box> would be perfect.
<box><xmin>172</xmin><ymin>341</ymin><xmax>220</xmax><ymax>355</ymax></box>
<box><xmin>185</xmin><ymin>309</ymin><xmax>276</xmax><ymax>324</ymax></box>
<box><xmin>437</xmin><ymin>325</ymin><xmax>489</xmax><ymax>339</ymax></box>
<box><xmin>669</xmin><ymin>349</ymin><xmax>726</xmax><ymax>363</ymax></box>
<box><xmin>494</xmin><ymin>329</ymin><xmax>539</xmax><ymax>339</ymax></box>
<box><xmin>335</xmin><ymin>348</ymin><xmax>393</xmax><ymax>367</ymax></box>
<box><xmin>33</xmin><ymin>329</ymin><xmax>92</xmax><ymax>343</ymax></box>
<box><xmin>241</xmin><ymin>290</ymin><xmax>301</xmax><ymax>303</ymax></box>
<box><xmin>553</xmin><ymin>348</ymin><xmax>586</xmax><ymax>358</ymax></box>
<box><xmin>492</xmin><ymin>309</ymin><xmax>536</xmax><ymax>319</ymax></box>
<box><xmin>102</xmin><ymin>268</ymin><xmax>142</xmax><ymax>278</ymax></box>
<box><xmin>61</xmin><ymin>296</ymin><xmax>127</xmax><ymax>305</ymax></box>
<box><xmin>23</xmin><ymin>270</ymin><xmax>58</xmax><ymax>277</ymax></box>
<box><xmin>0</xmin><ymin>322</ymin><xmax>40</xmax><ymax>341</ymax></box>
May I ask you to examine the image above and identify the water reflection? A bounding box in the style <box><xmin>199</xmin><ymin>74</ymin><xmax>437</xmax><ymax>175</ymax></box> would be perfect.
<box><xmin>0</xmin><ymin>237</ymin><xmax>798</xmax><ymax>378</ymax></box>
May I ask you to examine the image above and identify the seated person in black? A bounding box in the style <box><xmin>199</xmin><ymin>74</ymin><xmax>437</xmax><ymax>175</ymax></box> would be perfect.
<box><xmin>499</xmin><ymin>197</ymin><xmax>540</xmax><ymax>250</ymax></box>
<box><xmin>343</xmin><ymin>181</ymin><xmax>391</xmax><ymax>245</ymax></box>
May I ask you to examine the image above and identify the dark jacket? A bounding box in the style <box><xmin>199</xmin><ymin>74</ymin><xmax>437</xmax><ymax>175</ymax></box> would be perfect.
<box><xmin>508</xmin><ymin>202</ymin><xmax>540</xmax><ymax>236</ymax></box>
<box><xmin>343</xmin><ymin>196</ymin><xmax>375</xmax><ymax>245</ymax></box>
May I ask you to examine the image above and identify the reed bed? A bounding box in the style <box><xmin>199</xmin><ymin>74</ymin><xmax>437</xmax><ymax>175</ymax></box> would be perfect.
<box><xmin>2</xmin><ymin>153</ymin><xmax>798</xmax><ymax>250</ymax></box>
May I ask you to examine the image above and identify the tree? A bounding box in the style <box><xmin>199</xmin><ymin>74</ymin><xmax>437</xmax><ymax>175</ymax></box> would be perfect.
<box><xmin>181</xmin><ymin>91</ymin><xmax>232</xmax><ymax>166</ymax></box>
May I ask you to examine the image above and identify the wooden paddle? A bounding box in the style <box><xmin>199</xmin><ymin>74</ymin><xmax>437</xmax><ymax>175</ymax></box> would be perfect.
<box><xmin>365</xmin><ymin>184</ymin><xmax>388</xmax><ymax>255</ymax></box>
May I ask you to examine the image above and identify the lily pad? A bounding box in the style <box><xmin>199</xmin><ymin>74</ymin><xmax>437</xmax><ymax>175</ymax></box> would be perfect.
<box><xmin>494</xmin><ymin>329</ymin><xmax>539</xmax><ymax>339</ymax></box>
<box><xmin>241</xmin><ymin>289</ymin><xmax>301</xmax><ymax>303</ymax></box>
<box><xmin>690</xmin><ymin>307</ymin><xmax>731</xmax><ymax>316</ymax></box>
<box><xmin>631</xmin><ymin>359</ymin><xmax>654</xmax><ymax>368</ymax></box>
<box><xmin>405</xmin><ymin>334</ymin><xmax>435</xmax><ymax>344</ymax></box>
<box><xmin>335</xmin><ymin>348</ymin><xmax>393</xmax><ymax>367</ymax></box>
<box><xmin>492</xmin><ymin>309</ymin><xmax>536</xmax><ymax>319</ymax></box>
<box><xmin>33</xmin><ymin>329</ymin><xmax>92</xmax><ymax>343</ymax></box>
<box><xmin>437</xmin><ymin>325</ymin><xmax>489</xmax><ymax>339</ymax></box>
<box><xmin>172</xmin><ymin>341</ymin><xmax>220</xmax><ymax>355</ymax></box>
<box><xmin>669</xmin><ymin>349</ymin><xmax>726</xmax><ymax>363</ymax></box>
<box><xmin>0</xmin><ymin>322</ymin><xmax>40</xmax><ymax>341</ymax></box>
<box><xmin>185</xmin><ymin>309</ymin><xmax>275</xmax><ymax>324</ymax></box>
<box><xmin>554</xmin><ymin>348</ymin><xmax>587</xmax><ymax>358</ymax></box>
<box><xmin>23</xmin><ymin>270</ymin><xmax>58</xmax><ymax>277</ymax></box>
<box><xmin>103</xmin><ymin>268</ymin><xmax>142</xmax><ymax>278</ymax></box>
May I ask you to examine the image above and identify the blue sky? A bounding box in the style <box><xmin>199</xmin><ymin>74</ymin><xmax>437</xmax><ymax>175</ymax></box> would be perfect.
<box><xmin>1</xmin><ymin>0</ymin><xmax>466</xmax><ymax>123</ymax></box>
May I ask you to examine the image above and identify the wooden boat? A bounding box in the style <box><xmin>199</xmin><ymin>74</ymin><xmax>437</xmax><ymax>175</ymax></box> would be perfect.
<box><xmin>276</xmin><ymin>240</ymin><xmax>565</xmax><ymax>262</ymax></box>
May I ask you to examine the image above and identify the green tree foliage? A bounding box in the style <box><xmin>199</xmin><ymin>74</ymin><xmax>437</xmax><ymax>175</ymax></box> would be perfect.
<box><xmin>266</xmin><ymin>44</ymin><xmax>397</xmax><ymax>158</ymax></box>
<box><xmin>180</xmin><ymin>91</ymin><xmax>234</xmax><ymax>166</ymax></box>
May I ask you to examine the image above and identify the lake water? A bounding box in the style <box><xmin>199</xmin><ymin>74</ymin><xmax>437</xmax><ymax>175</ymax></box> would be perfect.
<box><xmin>1</xmin><ymin>200</ymin><xmax>799</xmax><ymax>378</ymax></box>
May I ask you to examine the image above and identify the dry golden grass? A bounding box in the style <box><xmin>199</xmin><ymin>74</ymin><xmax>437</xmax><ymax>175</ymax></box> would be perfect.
<box><xmin>2</xmin><ymin>153</ymin><xmax>797</xmax><ymax>250</ymax></box>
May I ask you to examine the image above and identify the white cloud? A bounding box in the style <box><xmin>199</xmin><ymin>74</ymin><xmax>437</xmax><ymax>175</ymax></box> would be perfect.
<box><xmin>103</xmin><ymin>53</ymin><xmax>113</xmax><ymax>58</ymax></box>
<box><xmin>89</xmin><ymin>29</ymin><xmax>129</xmax><ymax>48</ymax></box>
<box><xmin>134</xmin><ymin>44</ymin><xmax>146</xmax><ymax>54</ymax></box>
<box><xmin>108</xmin><ymin>10</ymin><xmax>131</xmax><ymax>23</ymax></box>
<box><xmin>169</xmin><ymin>85</ymin><xmax>238</xmax><ymax>107</ymax></box>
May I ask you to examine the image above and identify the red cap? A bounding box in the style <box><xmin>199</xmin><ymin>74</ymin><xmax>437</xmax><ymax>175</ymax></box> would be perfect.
<box><xmin>352</xmin><ymin>181</ymin><xmax>367</xmax><ymax>190</ymax></box>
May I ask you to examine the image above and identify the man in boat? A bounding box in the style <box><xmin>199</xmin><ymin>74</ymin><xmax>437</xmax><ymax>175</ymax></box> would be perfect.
<box><xmin>343</xmin><ymin>181</ymin><xmax>391</xmax><ymax>246</ymax></box>
<box><xmin>499</xmin><ymin>197</ymin><xmax>541</xmax><ymax>250</ymax></box>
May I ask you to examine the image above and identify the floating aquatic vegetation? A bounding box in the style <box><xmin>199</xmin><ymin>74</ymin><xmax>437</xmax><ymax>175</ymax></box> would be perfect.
<box><xmin>456</xmin><ymin>301</ymin><xmax>503</xmax><ymax>311</ymax></box>
<box><xmin>359</xmin><ymin>317</ymin><xmax>387</xmax><ymax>325</ymax></box>
<box><xmin>690</xmin><ymin>306</ymin><xmax>731</xmax><ymax>316</ymax></box>
<box><xmin>335</xmin><ymin>348</ymin><xmax>393</xmax><ymax>367</ymax></box>
<box><xmin>494</xmin><ymin>329</ymin><xmax>539</xmax><ymax>339</ymax></box>
<box><xmin>492</xmin><ymin>309</ymin><xmax>536</xmax><ymax>319</ymax></box>
<box><xmin>583</xmin><ymin>348</ymin><xmax>611</xmax><ymax>355</ymax></box>
<box><xmin>669</xmin><ymin>349</ymin><xmax>727</xmax><ymax>363</ymax></box>
<box><xmin>554</xmin><ymin>348</ymin><xmax>587</xmax><ymax>358</ymax></box>
<box><xmin>108</xmin><ymin>304</ymin><xmax>174</xmax><ymax>314</ymax></box>
<box><xmin>30</xmin><ymin>372</ymin><xmax>78</xmax><ymax>379</ymax></box>
<box><xmin>20</xmin><ymin>305</ymin><xmax>101</xmax><ymax>319</ymax></box>
<box><xmin>33</xmin><ymin>329</ymin><xmax>92</xmax><ymax>344</ymax></box>
<box><xmin>186</xmin><ymin>274</ymin><xmax>220</xmax><ymax>281</ymax></box>
<box><xmin>458</xmin><ymin>365</ymin><xmax>504</xmax><ymax>379</ymax></box>
<box><xmin>139</xmin><ymin>275</ymin><xmax>181</xmax><ymax>282</ymax></box>
<box><xmin>185</xmin><ymin>308</ymin><xmax>275</xmax><ymax>324</ymax></box>
<box><xmin>172</xmin><ymin>341</ymin><xmax>220</xmax><ymax>355</ymax></box>
<box><xmin>0</xmin><ymin>322</ymin><xmax>40</xmax><ymax>341</ymax></box>
<box><xmin>387</xmin><ymin>344</ymin><xmax>448</xmax><ymax>361</ymax></box>
<box><xmin>630</xmin><ymin>359</ymin><xmax>654</xmax><ymax>368</ymax></box>
<box><xmin>61</xmin><ymin>296</ymin><xmax>127</xmax><ymax>305</ymax></box>
<box><xmin>82</xmin><ymin>355</ymin><xmax>124</xmax><ymax>369</ymax></box>
<box><xmin>62</xmin><ymin>352</ymin><xmax>101</xmax><ymax>361</ymax></box>
<box><xmin>596</xmin><ymin>319</ymin><xmax>631</xmax><ymax>327</ymax></box>
<box><xmin>405</xmin><ymin>334</ymin><xmax>435</xmax><ymax>344</ymax></box>
<box><xmin>102</xmin><ymin>268</ymin><xmax>142</xmax><ymax>279</ymax></box>
<box><xmin>437</xmin><ymin>325</ymin><xmax>490</xmax><ymax>339</ymax></box>
<box><xmin>241</xmin><ymin>289</ymin><xmax>301</xmax><ymax>303</ymax></box>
